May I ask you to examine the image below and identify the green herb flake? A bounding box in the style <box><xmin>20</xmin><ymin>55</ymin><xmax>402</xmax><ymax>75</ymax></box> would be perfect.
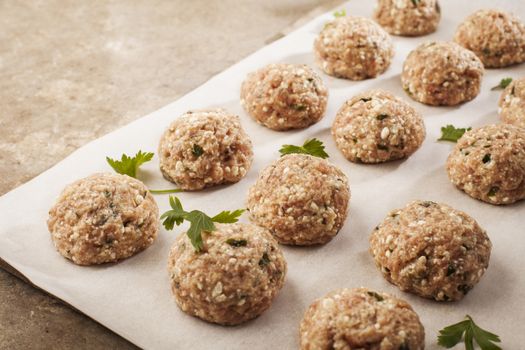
<box><xmin>377</xmin><ymin>144</ymin><xmax>389</xmax><ymax>151</ymax></box>
<box><xmin>491</xmin><ymin>77</ymin><xmax>512</xmax><ymax>91</ymax></box>
<box><xmin>411</xmin><ymin>0</ymin><xmax>421</xmax><ymax>6</ymax></box>
<box><xmin>192</xmin><ymin>144</ymin><xmax>204</xmax><ymax>157</ymax></box>
<box><xmin>488</xmin><ymin>186</ymin><xmax>499</xmax><ymax>197</ymax></box>
<box><xmin>259</xmin><ymin>252</ymin><xmax>270</xmax><ymax>267</ymax></box>
<box><xmin>446</xmin><ymin>265</ymin><xmax>456</xmax><ymax>276</ymax></box>
<box><xmin>160</xmin><ymin>196</ymin><xmax>245</xmax><ymax>252</ymax></box>
<box><xmin>106</xmin><ymin>150</ymin><xmax>154</xmax><ymax>178</ymax></box>
<box><xmin>367</xmin><ymin>291</ymin><xmax>384</xmax><ymax>302</ymax></box>
<box><xmin>419</xmin><ymin>201</ymin><xmax>436</xmax><ymax>208</ymax></box>
<box><xmin>482</xmin><ymin>48</ymin><xmax>491</xmax><ymax>56</ymax></box>
<box><xmin>438</xmin><ymin>125</ymin><xmax>472</xmax><ymax>143</ymax></box>
<box><xmin>333</xmin><ymin>9</ymin><xmax>346</xmax><ymax>18</ymax></box>
<box><xmin>360</xmin><ymin>97</ymin><xmax>372</xmax><ymax>102</ymax></box>
<box><xmin>291</xmin><ymin>104</ymin><xmax>307</xmax><ymax>111</ymax></box>
<box><xmin>376</xmin><ymin>114</ymin><xmax>389</xmax><ymax>121</ymax></box>
<box><xmin>482</xmin><ymin>154</ymin><xmax>491</xmax><ymax>164</ymax></box>
<box><xmin>279</xmin><ymin>138</ymin><xmax>329</xmax><ymax>159</ymax></box>
<box><xmin>226</xmin><ymin>238</ymin><xmax>248</xmax><ymax>247</ymax></box>
<box><xmin>437</xmin><ymin>315</ymin><xmax>501</xmax><ymax>350</ymax></box>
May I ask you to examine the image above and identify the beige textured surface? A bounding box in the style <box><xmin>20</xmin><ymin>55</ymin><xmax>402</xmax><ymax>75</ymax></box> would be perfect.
<box><xmin>0</xmin><ymin>0</ymin><xmax>343</xmax><ymax>348</ymax></box>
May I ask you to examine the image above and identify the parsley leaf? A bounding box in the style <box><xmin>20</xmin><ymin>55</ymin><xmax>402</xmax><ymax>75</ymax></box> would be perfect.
<box><xmin>279</xmin><ymin>138</ymin><xmax>329</xmax><ymax>159</ymax></box>
<box><xmin>333</xmin><ymin>9</ymin><xmax>346</xmax><ymax>17</ymax></box>
<box><xmin>437</xmin><ymin>315</ymin><xmax>501</xmax><ymax>350</ymax></box>
<box><xmin>212</xmin><ymin>209</ymin><xmax>246</xmax><ymax>223</ymax></box>
<box><xmin>411</xmin><ymin>0</ymin><xmax>421</xmax><ymax>6</ymax></box>
<box><xmin>192</xmin><ymin>144</ymin><xmax>204</xmax><ymax>157</ymax></box>
<box><xmin>491</xmin><ymin>78</ymin><xmax>512</xmax><ymax>91</ymax></box>
<box><xmin>438</xmin><ymin>125</ymin><xmax>472</xmax><ymax>143</ymax></box>
<box><xmin>160</xmin><ymin>196</ymin><xmax>245</xmax><ymax>252</ymax></box>
<box><xmin>106</xmin><ymin>150</ymin><xmax>154</xmax><ymax>178</ymax></box>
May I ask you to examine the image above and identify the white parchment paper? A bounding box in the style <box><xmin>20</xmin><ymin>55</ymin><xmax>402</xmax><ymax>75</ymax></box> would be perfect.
<box><xmin>1</xmin><ymin>1</ymin><xmax>524</xmax><ymax>349</ymax></box>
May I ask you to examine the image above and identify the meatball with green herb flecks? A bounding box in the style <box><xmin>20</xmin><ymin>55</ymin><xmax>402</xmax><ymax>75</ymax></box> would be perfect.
<box><xmin>454</xmin><ymin>9</ymin><xmax>525</xmax><ymax>68</ymax></box>
<box><xmin>300</xmin><ymin>288</ymin><xmax>425</xmax><ymax>350</ymax></box>
<box><xmin>247</xmin><ymin>154</ymin><xmax>350</xmax><ymax>245</ymax></box>
<box><xmin>499</xmin><ymin>77</ymin><xmax>525</xmax><ymax>129</ymax></box>
<box><xmin>314</xmin><ymin>16</ymin><xmax>394</xmax><ymax>80</ymax></box>
<box><xmin>158</xmin><ymin>109</ymin><xmax>253</xmax><ymax>191</ymax></box>
<box><xmin>402</xmin><ymin>41</ymin><xmax>484</xmax><ymax>106</ymax></box>
<box><xmin>370</xmin><ymin>200</ymin><xmax>492</xmax><ymax>301</ymax></box>
<box><xmin>374</xmin><ymin>0</ymin><xmax>441</xmax><ymax>37</ymax></box>
<box><xmin>167</xmin><ymin>223</ymin><xmax>286</xmax><ymax>326</ymax></box>
<box><xmin>332</xmin><ymin>89</ymin><xmax>426</xmax><ymax>164</ymax></box>
<box><xmin>47</xmin><ymin>173</ymin><xmax>159</xmax><ymax>265</ymax></box>
<box><xmin>240</xmin><ymin>63</ymin><xmax>328</xmax><ymax>131</ymax></box>
<box><xmin>446</xmin><ymin>124</ymin><xmax>525</xmax><ymax>205</ymax></box>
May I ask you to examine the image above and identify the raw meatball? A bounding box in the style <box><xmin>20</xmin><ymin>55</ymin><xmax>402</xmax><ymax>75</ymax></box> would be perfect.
<box><xmin>370</xmin><ymin>200</ymin><xmax>492</xmax><ymax>301</ymax></box>
<box><xmin>240</xmin><ymin>63</ymin><xmax>328</xmax><ymax>131</ymax></box>
<box><xmin>300</xmin><ymin>288</ymin><xmax>425</xmax><ymax>350</ymax></box>
<box><xmin>447</xmin><ymin>124</ymin><xmax>525</xmax><ymax>205</ymax></box>
<box><xmin>247</xmin><ymin>154</ymin><xmax>350</xmax><ymax>245</ymax></box>
<box><xmin>454</xmin><ymin>9</ymin><xmax>525</xmax><ymax>68</ymax></box>
<box><xmin>499</xmin><ymin>77</ymin><xmax>525</xmax><ymax>128</ymax></box>
<box><xmin>374</xmin><ymin>0</ymin><xmax>441</xmax><ymax>36</ymax></box>
<box><xmin>314</xmin><ymin>16</ymin><xmax>394</xmax><ymax>80</ymax></box>
<box><xmin>47</xmin><ymin>173</ymin><xmax>159</xmax><ymax>265</ymax></box>
<box><xmin>332</xmin><ymin>89</ymin><xmax>426</xmax><ymax>163</ymax></box>
<box><xmin>401</xmin><ymin>41</ymin><xmax>484</xmax><ymax>106</ymax></box>
<box><xmin>167</xmin><ymin>223</ymin><xmax>286</xmax><ymax>325</ymax></box>
<box><xmin>158</xmin><ymin>109</ymin><xmax>253</xmax><ymax>191</ymax></box>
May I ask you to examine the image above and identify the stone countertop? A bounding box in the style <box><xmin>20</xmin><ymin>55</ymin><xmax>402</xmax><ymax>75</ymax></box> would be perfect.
<box><xmin>0</xmin><ymin>1</ymin><xmax>342</xmax><ymax>348</ymax></box>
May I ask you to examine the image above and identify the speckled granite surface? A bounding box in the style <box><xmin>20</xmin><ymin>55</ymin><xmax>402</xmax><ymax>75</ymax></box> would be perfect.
<box><xmin>0</xmin><ymin>1</ymin><xmax>342</xmax><ymax>348</ymax></box>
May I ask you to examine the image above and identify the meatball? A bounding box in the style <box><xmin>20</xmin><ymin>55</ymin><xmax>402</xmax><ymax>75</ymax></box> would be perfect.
<box><xmin>446</xmin><ymin>124</ymin><xmax>525</xmax><ymax>205</ymax></box>
<box><xmin>47</xmin><ymin>173</ymin><xmax>159</xmax><ymax>265</ymax></box>
<box><xmin>158</xmin><ymin>109</ymin><xmax>253</xmax><ymax>191</ymax></box>
<box><xmin>314</xmin><ymin>16</ymin><xmax>394</xmax><ymax>80</ymax></box>
<box><xmin>499</xmin><ymin>77</ymin><xmax>525</xmax><ymax>129</ymax></box>
<box><xmin>300</xmin><ymin>288</ymin><xmax>425</xmax><ymax>350</ymax></box>
<box><xmin>167</xmin><ymin>223</ymin><xmax>286</xmax><ymax>326</ymax></box>
<box><xmin>374</xmin><ymin>0</ymin><xmax>441</xmax><ymax>36</ymax></box>
<box><xmin>240</xmin><ymin>63</ymin><xmax>328</xmax><ymax>131</ymax></box>
<box><xmin>332</xmin><ymin>89</ymin><xmax>426</xmax><ymax>163</ymax></box>
<box><xmin>454</xmin><ymin>9</ymin><xmax>525</xmax><ymax>68</ymax></box>
<box><xmin>401</xmin><ymin>41</ymin><xmax>484</xmax><ymax>106</ymax></box>
<box><xmin>370</xmin><ymin>200</ymin><xmax>492</xmax><ymax>301</ymax></box>
<box><xmin>247</xmin><ymin>154</ymin><xmax>350</xmax><ymax>245</ymax></box>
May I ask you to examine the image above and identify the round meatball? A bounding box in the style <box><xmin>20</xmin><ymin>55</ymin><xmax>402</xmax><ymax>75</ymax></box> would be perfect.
<box><xmin>247</xmin><ymin>154</ymin><xmax>350</xmax><ymax>245</ymax></box>
<box><xmin>300</xmin><ymin>288</ymin><xmax>425</xmax><ymax>350</ymax></box>
<box><xmin>374</xmin><ymin>0</ymin><xmax>441</xmax><ymax>36</ymax></box>
<box><xmin>402</xmin><ymin>41</ymin><xmax>484</xmax><ymax>106</ymax></box>
<box><xmin>47</xmin><ymin>173</ymin><xmax>159</xmax><ymax>265</ymax></box>
<box><xmin>332</xmin><ymin>89</ymin><xmax>426</xmax><ymax>163</ymax></box>
<box><xmin>240</xmin><ymin>63</ymin><xmax>328</xmax><ymax>131</ymax></box>
<box><xmin>158</xmin><ymin>109</ymin><xmax>253</xmax><ymax>191</ymax></box>
<box><xmin>447</xmin><ymin>124</ymin><xmax>525</xmax><ymax>205</ymax></box>
<box><xmin>314</xmin><ymin>16</ymin><xmax>394</xmax><ymax>80</ymax></box>
<box><xmin>370</xmin><ymin>200</ymin><xmax>492</xmax><ymax>301</ymax></box>
<box><xmin>499</xmin><ymin>77</ymin><xmax>525</xmax><ymax>129</ymax></box>
<box><xmin>454</xmin><ymin>9</ymin><xmax>525</xmax><ymax>68</ymax></box>
<box><xmin>167</xmin><ymin>223</ymin><xmax>286</xmax><ymax>325</ymax></box>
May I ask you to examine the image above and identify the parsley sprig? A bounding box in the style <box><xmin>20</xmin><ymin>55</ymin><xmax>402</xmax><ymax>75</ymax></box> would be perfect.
<box><xmin>106</xmin><ymin>151</ymin><xmax>181</xmax><ymax>194</ymax></box>
<box><xmin>106</xmin><ymin>150</ymin><xmax>154</xmax><ymax>178</ymax></box>
<box><xmin>279</xmin><ymin>138</ymin><xmax>329</xmax><ymax>159</ymax></box>
<box><xmin>438</xmin><ymin>315</ymin><xmax>501</xmax><ymax>350</ymax></box>
<box><xmin>438</xmin><ymin>125</ymin><xmax>472</xmax><ymax>143</ymax></box>
<box><xmin>161</xmin><ymin>196</ymin><xmax>245</xmax><ymax>252</ymax></box>
<box><xmin>333</xmin><ymin>9</ymin><xmax>346</xmax><ymax>18</ymax></box>
<box><xmin>491</xmin><ymin>78</ymin><xmax>512</xmax><ymax>91</ymax></box>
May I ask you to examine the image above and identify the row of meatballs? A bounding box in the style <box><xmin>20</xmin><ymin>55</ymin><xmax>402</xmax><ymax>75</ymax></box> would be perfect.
<box><xmin>47</xmin><ymin>168</ymin><xmax>491</xmax><ymax>349</ymax></box>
